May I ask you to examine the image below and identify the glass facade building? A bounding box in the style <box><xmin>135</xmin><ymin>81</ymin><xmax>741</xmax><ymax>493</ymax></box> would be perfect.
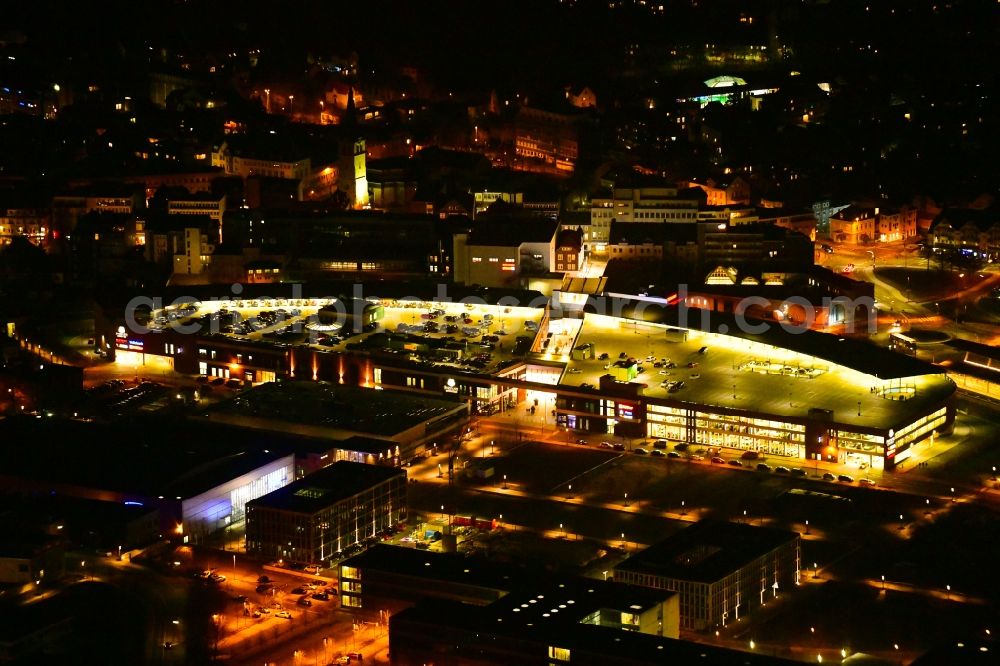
<box><xmin>246</xmin><ymin>462</ymin><xmax>407</xmax><ymax>566</ymax></box>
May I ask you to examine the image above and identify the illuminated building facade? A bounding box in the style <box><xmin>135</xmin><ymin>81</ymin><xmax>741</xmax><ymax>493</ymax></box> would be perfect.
<box><xmin>245</xmin><ymin>462</ymin><xmax>406</xmax><ymax>566</ymax></box>
<box><xmin>614</xmin><ymin>521</ymin><xmax>800</xmax><ymax>631</ymax></box>
<box><xmin>95</xmin><ymin>292</ymin><xmax>954</xmax><ymax>472</ymax></box>
<box><xmin>832</xmin><ymin>205</ymin><xmax>917</xmax><ymax>245</ymax></box>
<box><xmin>453</xmin><ymin>220</ymin><xmax>558</xmax><ymax>288</ymax></box>
<box><xmin>0</xmin><ymin>207</ymin><xmax>49</xmax><ymax>247</ymax></box>
<box><xmin>589</xmin><ymin>185</ymin><xmax>701</xmax><ymax>248</ymax></box>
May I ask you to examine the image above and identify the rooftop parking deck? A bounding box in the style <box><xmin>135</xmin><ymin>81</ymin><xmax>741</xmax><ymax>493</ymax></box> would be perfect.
<box><xmin>143</xmin><ymin>298</ymin><xmax>953</xmax><ymax>434</ymax></box>
<box><xmin>150</xmin><ymin>297</ymin><xmax>546</xmax><ymax>374</ymax></box>
<box><xmin>563</xmin><ymin>314</ymin><xmax>955</xmax><ymax>432</ymax></box>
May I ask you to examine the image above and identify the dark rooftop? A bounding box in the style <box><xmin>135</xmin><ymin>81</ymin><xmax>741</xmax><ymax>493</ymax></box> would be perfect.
<box><xmin>0</xmin><ymin>416</ymin><xmax>292</xmax><ymax>500</ymax></box>
<box><xmin>201</xmin><ymin>381</ymin><xmax>466</xmax><ymax>438</ymax></box>
<box><xmin>609</xmin><ymin>222</ymin><xmax>670</xmax><ymax>245</ymax></box>
<box><xmin>248</xmin><ymin>461</ymin><xmax>404</xmax><ymax>514</ymax></box>
<box><xmin>488</xmin><ymin>578</ymin><xmax>673</xmax><ymax>630</ymax></box>
<box><xmin>342</xmin><ymin>543</ymin><xmax>521</xmax><ymax>593</ymax></box>
<box><xmin>930</xmin><ymin>207</ymin><xmax>998</xmax><ymax>233</ymax></box>
<box><xmin>615</xmin><ymin>520</ymin><xmax>798</xmax><ymax>584</ymax></box>
<box><xmin>466</xmin><ymin>218</ymin><xmax>558</xmax><ymax>246</ymax></box>
<box><xmin>393</xmin><ymin>598</ymin><xmax>800</xmax><ymax>665</ymax></box>
<box><xmin>943</xmin><ymin>337</ymin><xmax>1000</xmax><ymax>362</ymax></box>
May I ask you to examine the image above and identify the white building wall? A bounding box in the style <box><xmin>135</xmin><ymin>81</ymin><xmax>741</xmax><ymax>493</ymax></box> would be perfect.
<box><xmin>181</xmin><ymin>454</ymin><xmax>294</xmax><ymax>541</ymax></box>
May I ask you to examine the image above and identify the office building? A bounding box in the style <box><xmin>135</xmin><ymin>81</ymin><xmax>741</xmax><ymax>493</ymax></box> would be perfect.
<box><xmin>246</xmin><ymin>461</ymin><xmax>406</xmax><ymax>566</ymax></box>
<box><xmin>614</xmin><ymin>521</ymin><xmax>800</xmax><ymax>630</ymax></box>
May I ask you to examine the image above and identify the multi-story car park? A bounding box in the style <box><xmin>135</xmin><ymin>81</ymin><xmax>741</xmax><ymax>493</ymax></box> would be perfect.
<box><xmin>95</xmin><ymin>287</ymin><xmax>955</xmax><ymax>473</ymax></box>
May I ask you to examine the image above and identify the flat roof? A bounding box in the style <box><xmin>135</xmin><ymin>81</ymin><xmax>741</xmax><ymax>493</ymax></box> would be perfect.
<box><xmin>567</xmin><ymin>311</ymin><xmax>954</xmax><ymax>432</ymax></box>
<box><xmin>466</xmin><ymin>218</ymin><xmax>558</xmax><ymax>246</ymax></box>
<box><xmin>944</xmin><ymin>337</ymin><xmax>1000</xmax><ymax>362</ymax></box>
<box><xmin>488</xmin><ymin>579</ymin><xmax>674</xmax><ymax>630</ymax></box>
<box><xmin>616</xmin><ymin>520</ymin><xmax>798</xmax><ymax>584</ymax></box>
<box><xmin>0</xmin><ymin>416</ymin><xmax>292</xmax><ymax>500</ymax></box>
<box><xmin>248</xmin><ymin>462</ymin><xmax>404</xmax><ymax>514</ymax></box>
<box><xmin>202</xmin><ymin>381</ymin><xmax>465</xmax><ymax>438</ymax></box>
<box><xmin>342</xmin><ymin>543</ymin><xmax>520</xmax><ymax>593</ymax></box>
<box><xmin>393</xmin><ymin>598</ymin><xmax>800</xmax><ymax>665</ymax></box>
<box><xmin>345</xmin><ymin>544</ymin><xmax>674</xmax><ymax>620</ymax></box>
<box><xmin>596</xmin><ymin>300</ymin><xmax>946</xmax><ymax>381</ymax></box>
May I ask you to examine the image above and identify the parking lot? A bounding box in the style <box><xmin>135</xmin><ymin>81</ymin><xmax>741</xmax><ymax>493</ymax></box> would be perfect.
<box><xmin>146</xmin><ymin>298</ymin><xmax>547</xmax><ymax>373</ymax></box>
<box><xmin>561</xmin><ymin>314</ymin><xmax>954</xmax><ymax>431</ymax></box>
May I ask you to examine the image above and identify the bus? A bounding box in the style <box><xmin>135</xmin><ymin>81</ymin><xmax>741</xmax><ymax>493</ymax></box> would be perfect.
<box><xmin>889</xmin><ymin>332</ymin><xmax>918</xmax><ymax>356</ymax></box>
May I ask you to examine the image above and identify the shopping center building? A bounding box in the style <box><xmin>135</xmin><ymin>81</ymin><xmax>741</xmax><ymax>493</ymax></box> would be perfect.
<box><xmin>95</xmin><ymin>287</ymin><xmax>955</xmax><ymax>473</ymax></box>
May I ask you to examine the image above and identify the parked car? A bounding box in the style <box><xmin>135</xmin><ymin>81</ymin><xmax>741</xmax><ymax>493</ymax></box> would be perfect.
<box><xmin>728</xmin><ymin>459</ymin><xmax>743</xmax><ymax>467</ymax></box>
<box><xmin>275</xmin><ymin>610</ymin><xmax>293</xmax><ymax>619</ymax></box>
<box><xmin>740</xmin><ymin>451</ymin><xmax>761</xmax><ymax>460</ymax></box>
<box><xmin>859</xmin><ymin>478</ymin><xmax>877</xmax><ymax>487</ymax></box>
<box><xmin>290</xmin><ymin>587</ymin><xmax>306</xmax><ymax>595</ymax></box>
<box><xmin>711</xmin><ymin>456</ymin><xmax>726</xmax><ymax>464</ymax></box>
<box><xmin>775</xmin><ymin>466</ymin><xmax>790</xmax><ymax>474</ymax></box>
<box><xmin>756</xmin><ymin>463</ymin><xmax>772</xmax><ymax>472</ymax></box>
<box><xmin>634</xmin><ymin>447</ymin><xmax>649</xmax><ymax>455</ymax></box>
<box><xmin>667</xmin><ymin>451</ymin><xmax>681</xmax><ymax>458</ymax></box>
<box><xmin>651</xmin><ymin>450</ymin><xmax>665</xmax><ymax>457</ymax></box>
<box><xmin>791</xmin><ymin>468</ymin><xmax>807</xmax><ymax>476</ymax></box>
<box><xmin>689</xmin><ymin>454</ymin><xmax>705</xmax><ymax>461</ymax></box>
<box><xmin>599</xmin><ymin>441</ymin><xmax>614</xmax><ymax>449</ymax></box>
<box><xmin>822</xmin><ymin>472</ymin><xmax>837</xmax><ymax>481</ymax></box>
<box><xmin>312</xmin><ymin>591</ymin><xmax>330</xmax><ymax>601</ymax></box>
<box><xmin>838</xmin><ymin>474</ymin><xmax>855</xmax><ymax>483</ymax></box>
<box><xmin>297</xmin><ymin>597</ymin><xmax>313</xmax><ymax>607</ymax></box>
<box><xmin>612</xmin><ymin>442</ymin><xmax>626</xmax><ymax>451</ymax></box>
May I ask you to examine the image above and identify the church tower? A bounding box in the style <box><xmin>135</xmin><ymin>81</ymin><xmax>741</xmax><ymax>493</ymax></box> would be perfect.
<box><xmin>338</xmin><ymin>87</ymin><xmax>369</xmax><ymax>208</ymax></box>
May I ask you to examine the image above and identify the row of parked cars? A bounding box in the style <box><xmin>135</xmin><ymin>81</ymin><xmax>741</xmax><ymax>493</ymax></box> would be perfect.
<box><xmin>611</xmin><ymin>440</ymin><xmax>876</xmax><ymax>485</ymax></box>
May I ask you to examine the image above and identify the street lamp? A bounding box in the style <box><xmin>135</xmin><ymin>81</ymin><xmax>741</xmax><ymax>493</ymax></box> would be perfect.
<box><xmin>624</xmin><ymin>492</ymin><xmax>629</xmax><ymax>507</ymax></box>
